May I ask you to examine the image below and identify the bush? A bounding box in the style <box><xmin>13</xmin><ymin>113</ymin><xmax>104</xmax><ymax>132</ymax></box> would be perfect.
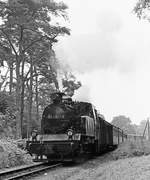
<box><xmin>0</xmin><ymin>139</ymin><xmax>32</xmax><ymax>169</ymax></box>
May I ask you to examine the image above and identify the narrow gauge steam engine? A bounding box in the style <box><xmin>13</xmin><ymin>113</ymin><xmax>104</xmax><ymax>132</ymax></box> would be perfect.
<box><xmin>26</xmin><ymin>93</ymin><xmax>127</xmax><ymax>161</ymax></box>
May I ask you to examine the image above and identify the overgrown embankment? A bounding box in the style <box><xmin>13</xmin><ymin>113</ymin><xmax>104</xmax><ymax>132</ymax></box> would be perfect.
<box><xmin>111</xmin><ymin>139</ymin><xmax>150</xmax><ymax>160</ymax></box>
<box><xmin>0</xmin><ymin>139</ymin><xmax>32</xmax><ymax>169</ymax></box>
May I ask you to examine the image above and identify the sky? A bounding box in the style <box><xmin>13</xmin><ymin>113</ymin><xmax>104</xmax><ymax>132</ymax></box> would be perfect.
<box><xmin>55</xmin><ymin>0</ymin><xmax>150</xmax><ymax>124</ymax></box>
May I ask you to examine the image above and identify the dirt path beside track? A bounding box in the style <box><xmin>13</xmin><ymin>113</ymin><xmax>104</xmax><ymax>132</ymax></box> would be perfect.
<box><xmin>31</xmin><ymin>153</ymin><xmax>150</xmax><ymax>180</ymax></box>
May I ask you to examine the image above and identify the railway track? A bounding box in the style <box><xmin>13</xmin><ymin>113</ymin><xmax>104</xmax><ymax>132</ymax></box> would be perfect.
<box><xmin>0</xmin><ymin>162</ymin><xmax>62</xmax><ymax>180</ymax></box>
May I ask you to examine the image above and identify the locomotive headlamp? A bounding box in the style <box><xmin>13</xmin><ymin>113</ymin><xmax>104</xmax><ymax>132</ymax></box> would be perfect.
<box><xmin>67</xmin><ymin>128</ymin><xmax>73</xmax><ymax>140</ymax></box>
<box><xmin>67</xmin><ymin>130</ymin><xmax>73</xmax><ymax>136</ymax></box>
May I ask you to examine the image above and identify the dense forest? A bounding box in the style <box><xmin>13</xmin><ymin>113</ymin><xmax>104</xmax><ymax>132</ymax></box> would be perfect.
<box><xmin>0</xmin><ymin>0</ymin><xmax>81</xmax><ymax>139</ymax></box>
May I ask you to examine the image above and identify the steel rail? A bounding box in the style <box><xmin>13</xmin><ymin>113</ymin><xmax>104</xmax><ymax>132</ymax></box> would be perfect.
<box><xmin>0</xmin><ymin>163</ymin><xmax>62</xmax><ymax>180</ymax></box>
<box><xmin>0</xmin><ymin>162</ymin><xmax>45</xmax><ymax>177</ymax></box>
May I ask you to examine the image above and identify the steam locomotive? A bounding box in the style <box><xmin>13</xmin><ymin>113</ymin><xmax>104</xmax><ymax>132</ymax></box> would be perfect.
<box><xmin>26</xmin><ymin>92</ymin><xmax>127</xmax><ymax>161</ymax></box>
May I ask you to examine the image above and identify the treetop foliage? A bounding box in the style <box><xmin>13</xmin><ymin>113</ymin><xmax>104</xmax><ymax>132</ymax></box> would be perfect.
<box><xmin>0</xmin><ymin>0</ymin><xmax>70</xmax><ymax>61</ymax></box>
<box><xmin>111</xmin><ymin>115</ymin><xmax>136</xmax><ymax>134</ymax></box>
<box><xmin>134</xmin><ymin>0</ymin><xmax>150</xmax><ymax>19</ymax></box>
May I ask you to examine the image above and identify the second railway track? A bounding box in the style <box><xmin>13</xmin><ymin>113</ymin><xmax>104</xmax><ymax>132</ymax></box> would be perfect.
<box><xmin>0</xmin><ymin>162</ymin><xmax>62</xmax><ymax>180</ymax></box>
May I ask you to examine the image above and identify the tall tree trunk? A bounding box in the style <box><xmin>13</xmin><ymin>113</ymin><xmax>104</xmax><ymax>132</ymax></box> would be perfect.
<box><xmin>28</xmin><ymin>58</ymin><xmax>33</xmax><ymax>137</ymax></box>
<box><xmin>9</xmin><ymin>62</ymin><xmax>13</xmax><ymax>95</ymax></box>
<box><xmin>18</xmin><ymin>26</ymin><xmax>24</xmax><ymax>138</ymax></box>
<box><xmin>0</xmin><ymin>69</ymin><xmax>9</xmax><ymax>91</ymax></box>
<box><xmin>16</xmin><ymin>58</ymin><xmax>21</xmax><ymax>138</ymax></box>
<box><xmin>20</xmin><ymin>59</ymin><xmax>25</xmax><ymax>138</ymax></box>
<box><xmin>35</xmin><ymin>67</ymin><xmax>39</xmax><ymax>127</ymax></box>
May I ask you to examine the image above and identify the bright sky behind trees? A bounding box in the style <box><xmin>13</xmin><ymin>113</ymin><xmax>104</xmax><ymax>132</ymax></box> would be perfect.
<box><xmin>55</xmin><ymin>0</ymin><xmax>150</xmax><ymax>124</ymax></box>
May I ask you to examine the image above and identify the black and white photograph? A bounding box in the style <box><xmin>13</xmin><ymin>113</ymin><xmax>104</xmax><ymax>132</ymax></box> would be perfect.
<box><xmin>0</xmin><ymin>0</ymin><xmax>150</xmax><ymax>179</ymax></box>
